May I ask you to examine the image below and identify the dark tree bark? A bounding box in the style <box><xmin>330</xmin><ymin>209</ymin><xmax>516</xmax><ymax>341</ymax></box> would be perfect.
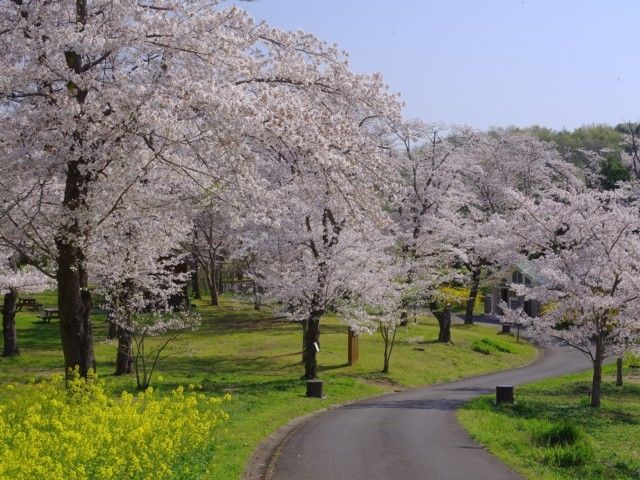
<box><xmin>205</xmin><ymin>267</ymin><xmax>219</xmax><ymax>306</ymax></box>
<box><xmin>107</xmin><ymin>311</ymin><xmax>118</xmax><ymax>340</ymax></box>
<box><xmin>115</xmin><ymin>327</ymin><xmax>133</xmax><ymax>375</ymax></box>
<box><xmin>301</xmin><ymin>318</ymin><xmax>308</xmax><ymax>364</ymax></box>
<box><xmin>616</xmin><ymin>357</ymin><xmax>623</xmax><ymax>387</ymax></box>
<box><xmin>381</xmin><ymin>324</ymin><xmax>397</xmax><ymax>373</ymax></box>
<box><xmin>590</xmin><ymin>335</ymin><xmax>604</xmax><ymax>407</ymax></box>
<box><xmin>432</xmin><ymin>303</ymin><xmax>452</xmax><ymax>343</ymax></box>
<box><xmin>464</xmin><ymin>267</ymin><xmax>481</xmax><ymax>325</ymax></box>
<box><xmin>191</xmin><ymin>261</ymin><xmax>201</xmax><ymax>300</ymax></box>
<box><xmin>217</xmin><ymin>266</ymin><xmax>224</xmax><ymax>295</ymax></box>
<box><xmin>2</xmin><ymin>289</ymin><xmax>19</xmax><ymax>357</ymax></box>
<box><xmin>304</xmin><ymin>312</ymin><xmax>322</xmax><ymax>379</ymax></box>
<box><xmin>57</xmin><ymin>239</ymin><xmax>95</xmax><ymax>377</ymax></box>
<box><xmin>56</xmin><ymin>0</ymin><xmax>96</xmax><ymax>378</ymax></box>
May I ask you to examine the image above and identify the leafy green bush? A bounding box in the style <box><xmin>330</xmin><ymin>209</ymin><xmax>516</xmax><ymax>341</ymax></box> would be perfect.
<box><xmin>0</xmin><ymin>370</ymin><xmax>229</xmax><ymax>479</ymax></box>
<box><xmin>471</xmin><ymin>337</ymin><xmax>513</xmax><ymax>355</ymax></box>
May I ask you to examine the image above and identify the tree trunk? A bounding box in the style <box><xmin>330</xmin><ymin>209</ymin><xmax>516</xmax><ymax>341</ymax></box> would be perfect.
<box><xmin>191</xmin><ymin>262</ymin><xmax>201</xmax><ymax>300</ymax></box>
<box><xmin>464</xmin><ymin>268</ymin><xmax>481</xmax><ymax>324</ymax></box>
<box><xmin>217</xmin><ymin>266</ymin><xmax>223</xmax><ymax>295</ymax></box>
<box><xmin>55</xmin><ymin>0</ymin><xmax>95</xmax><ymax>379</ymax></box>
<box><xmin>115</xmin><ymin>328</ymin><xmax>133</xmax><ymax>375</ymax></box>
<box><xmin>304</xmin><ymin>313</ymin><xmax>321</xmax><ymax>379</ymax></box>
<box><xmin>590</xmin><ymin>336</ymin><xmax>604</xmax><ymax>408</ymax></box>
<box><xmin>301</xmin><ymin>318</ymin><xmax>308</xmax><ymax>364</ymax></box>
<box><xmin>253</xmin><ymin>284</ymin><xmax>260</xmax><ymax>310</ymax></box>
<box><xmin>2</xmin><ymin>289</ymin><xmax>19</xmax><ymax>357</ymax></box>
<box><xmin>616</xmin><ymin>357</ymin><xmax>623</xmax><ymax>387</ymax></box>
<box><xmin>204</xmin><ymin>267</ymin><xmax>218</xmax><ymax>306</ymax></box>
<box><xmin>433</xmin><ymin>305</ymin><xmax>452</xmax><ymax>343</ymax></box>
<box><xmin>56</xmin><ymin>238</ymin><xmax>96</xmax><ymax>378</ymax></box>
<box><xmin>382</xmin><ymin>339</ymin><xmax>390</xmax><ymax>373</ymax></box>
<box><xmin>107</xmin><ymin>311</ymin><xmax>118</xmax><ymax>340</ymax></box>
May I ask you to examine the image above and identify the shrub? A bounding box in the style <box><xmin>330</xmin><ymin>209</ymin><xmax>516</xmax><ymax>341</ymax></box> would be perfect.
<box><xmin>0</xmin><ymin>371</ymin><xmax>229</xmax><ymax>479</ymax></box>
<box><xmin>471</xmin><ymin>337</ymin><xmax>513</xmax><ymax>355</ymax></box>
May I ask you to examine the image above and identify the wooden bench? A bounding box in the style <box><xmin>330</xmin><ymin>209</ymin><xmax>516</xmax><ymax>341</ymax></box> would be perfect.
<box><xmin>16</xmin><ymin>298</ymin><xmax>42</xmax><ymax>312</ymax></box>
<box><xmin>37</xmin><ymin>308</ymin><xmax>59</xmax><ymax>323</ymax></box>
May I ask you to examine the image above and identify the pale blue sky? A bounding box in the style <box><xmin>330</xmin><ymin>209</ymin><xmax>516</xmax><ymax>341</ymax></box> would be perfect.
<box><xmin>233</xmin><ymin>0</ymin><xmax>639</xmax><ymax>130</ymax></box>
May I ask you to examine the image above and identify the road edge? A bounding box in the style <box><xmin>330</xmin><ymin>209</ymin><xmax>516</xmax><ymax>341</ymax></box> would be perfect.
<box><xmin>242</xmin><ymin>342</ymin><xmax>543</xmax><ymax>480</ymax></box>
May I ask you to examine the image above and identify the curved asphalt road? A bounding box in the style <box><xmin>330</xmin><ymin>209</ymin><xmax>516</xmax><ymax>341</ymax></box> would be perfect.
<box><xmin>272</xmin><ymin>343</ymin><xmax>591</xmax><ymax>480</ymax></box>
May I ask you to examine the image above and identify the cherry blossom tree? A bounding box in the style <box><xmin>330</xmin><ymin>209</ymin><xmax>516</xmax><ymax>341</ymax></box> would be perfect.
<box><xmin>90</xmin><ymin>183</ymin><xmax>193</xmax><ymax>376</ymax></box>
<box><xmin>190</xmin><ymin>206</ymin><xmax>241</xmax><ymax>306</ymax></box>
<box><xmin>342</xmin><ymin>298</ymin><xmax>403</xmax><ymax>374</ymax></box>
<box><xmin>452</xmin><ymin>130</ymin><xmax>579</xmax><ymax>324</ymax></box>
<box><xmin>0</xmin><ymin>252</ymin><xmax>51</xmax><ymax>357</ymax></box>
<box><xmin>391</xmin><ymin>123</ymin><xmax>471</xmax><ymax>341</ymax></box>
<box><xmin>505</xmin><ymin>188</ymin><xmax>640</xmax><ymax>407</ymax></box>
<box><xmin>0</xmin><ymin>1</ymin><xmax>402</xmax><ymax>379</ymax></box>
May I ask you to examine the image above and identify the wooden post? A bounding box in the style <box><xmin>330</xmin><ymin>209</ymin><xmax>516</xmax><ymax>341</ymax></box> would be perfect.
<box><xmin>347</xmin><ymin>328</ymin><xmax>359</xmax><ymax>366</ymax></box>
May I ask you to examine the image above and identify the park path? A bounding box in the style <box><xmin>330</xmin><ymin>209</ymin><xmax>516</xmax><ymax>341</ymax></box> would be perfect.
<box><xmin>271</xmin><ymin>342</ymin><xmax>591</xmax><ymax>480</ymax></box>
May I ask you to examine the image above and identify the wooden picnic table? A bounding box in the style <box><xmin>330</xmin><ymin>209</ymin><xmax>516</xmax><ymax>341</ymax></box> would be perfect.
<box><xmin>38</xmin><ymin>308</ymin><xmax>59</xmax><ymax>323</ymax></box>
<box><xmin>16</xmin><ymin>297</ymin><xmax>42</xmax><ymax>312</ymax></box>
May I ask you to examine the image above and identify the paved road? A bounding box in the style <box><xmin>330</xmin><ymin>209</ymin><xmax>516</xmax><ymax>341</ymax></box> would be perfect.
<box><xmin>272</xmin><ymin>344</ymin><xmax>591</xmax><ymax>480</ymax></box>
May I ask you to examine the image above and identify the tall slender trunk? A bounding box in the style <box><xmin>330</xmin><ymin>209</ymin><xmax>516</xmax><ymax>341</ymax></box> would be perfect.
<box><xmin>381</xmin><ymin>325</ymin><xmax>398</xmax><ymax>374</ymax></box>
<box><xmin>304</xmin><ymin>312</ymin><xmax>322</xmax><ymax>379</ymax></box>
<box><xmin>192</xmin><ymin>261</ymin><xmax>201</xmax><ymax>300</ymax></box>
<box><xmin>464</xmin><ymin>268</ymin><xmax>481</xmax><ymax>325</ymax></box>
<box><xmin>115</xmin><ymin>326</ymin><xmax>133</xmax><ymax>375</ymax></box>
<box><xmin>382</xmin><ymin>337</ymin><xmax>390</xmax><ymax>373</ymax></box>
<box><xmin>204</xmin><ymin>265</ymin><xmax>218</xmax><ymax>306</ymax></box>
<box><xmin>2</xmin><ymin>289</ymin><xmax>19</xmax><ymax>357</ymax></box>
<box><xmin>57</xmin><ymin>4</ymin><xmax>96</xmax><ymax>379</ymax></box>
<box><xmin>616</xmin><ymin>357</ymin><xmax>623</xmax><ymax>386</ymax></box>
<box><xmin>301</xmin><ymin>318</ymin><xmax>308</xmax><ymax>364</ymax></box>
<box><xmin>591</xmin><ymin>336</ymin><xmax>604</xmax><ymax>408</ymax></box>
<box><xmin>217</xmin><ymin>266</ymin><xmax>223</xmax><ymax>295</ymax></box>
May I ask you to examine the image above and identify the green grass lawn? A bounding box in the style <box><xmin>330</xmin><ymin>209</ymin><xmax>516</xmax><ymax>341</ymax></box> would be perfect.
<box><xmin>458</xmin><ymin>361</ymin><xmax>640</xmax><ymax>480</ymax></box>
<box><xmin>0</xmin><ymin>292</ymin><xmax>537</xmax><ymax>479</ymax></box>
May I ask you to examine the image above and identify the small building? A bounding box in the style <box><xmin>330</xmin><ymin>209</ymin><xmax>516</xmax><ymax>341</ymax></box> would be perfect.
<box><xmin>484</xmin><ymin>262</ymin><xmax>542</xmax><ymax>317</ymax></box>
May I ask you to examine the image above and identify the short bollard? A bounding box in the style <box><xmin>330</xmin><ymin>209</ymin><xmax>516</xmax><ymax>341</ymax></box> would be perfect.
<box><xmin>306</xmin><ymin>379</ymin><xmax>324</xmax><ymax>398</ymax></box>
<box><xmin>501</xmin><ymin>324</ymin><xmax>511</xmax><ymax>334</ymax></box>
<box><xmin>496</xmin><ymin>385</ymin><xmax>514</xmax><ymax>404</ymax></box>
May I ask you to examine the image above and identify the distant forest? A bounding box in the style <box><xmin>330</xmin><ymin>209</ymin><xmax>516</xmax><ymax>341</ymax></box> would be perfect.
<box><xmin>501</xmin><ymin>123</ymin><xmax>637</xmax><ymax>190</ymax></box>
